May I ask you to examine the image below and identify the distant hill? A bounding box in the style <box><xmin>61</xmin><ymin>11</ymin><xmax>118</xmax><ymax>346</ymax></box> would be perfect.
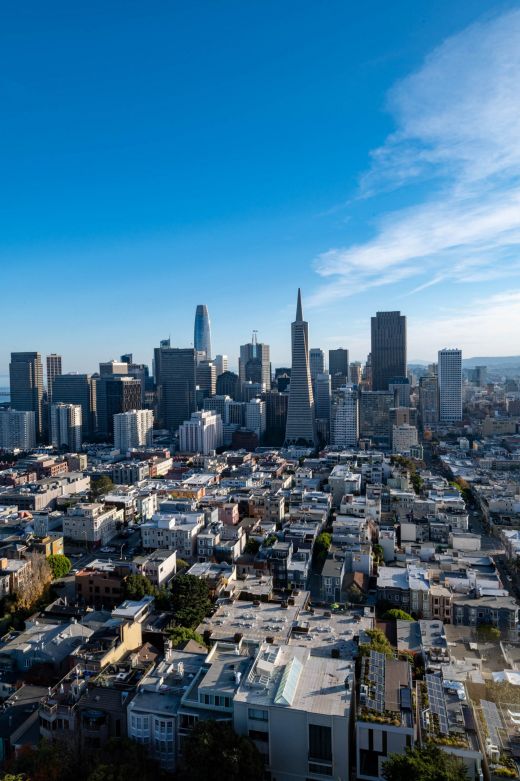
<box><xmin>462</xmin><ymin>356</ymin><xmax>520</xmax><ymax>368</ymax></box>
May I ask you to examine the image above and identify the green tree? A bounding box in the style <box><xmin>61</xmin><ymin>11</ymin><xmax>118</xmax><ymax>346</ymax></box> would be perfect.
<box><xmin>91</xmin><ymin>475</ymin><xmax>114</xmax><ymax>499</ymax></box>
<box><xmin>8</xmin><ymin>739</ymin><xmax>76</xmax><ymax>781</ymax></box>
<box><xmin>372</xmin><ymin>544</ymin><xmax>384</xmax><ymax>564</ymax></box>
<box><xmin>178</xmin><ymin>721</ymin><xmax>264</xmax><ymax>781</ymax></box>
<box><xmin>382</xmin><ymin>744</ymin><xmax>469</xmax><ymax>781</ymax></box>
<box><xmin>47</xmin><ymin>554</ymin><xmax>72</xmax><ymax>579</ymax></box>
<box><xmin>313</xmin><ymin>532</ymin><xmax>332</xmax><ymax>568</ymax></box>
<box><xmin>176</xmin><ymin>558</ymin><xmax>189</xmax><ymax>572</ymax></box>
<box><xmin>168</xmin><ymin>625</ymin><xmax>205</xmax><ymax>649</ymax></box>
<box><xmin>244</xmin><ymin>538</ymin><xmax>260</xmax><ymax>555</ymax></box>
<box><xmin>359</xmin><ymin>628</ymin><xmax>394</xmax><ymax>658</ymax></box>
<box><xmin>124</xmin><ymin>574</ymin><xmax>156</xmax><ymax>600</ymax></box>
<box><xmin>384</xmin><ymin>608</ymin><xmax>414</xmax><ymax>622</ymax></box>
<box><xmin>86</xmin><ymin>738</ymin><xmax>163</xmax><ymax>781</ymax></box>
<box><xmin>170</xmin><ymin>574</ymin><xmax>211</xmax><ymax>628</ymax></box>
<box><xmin>476</xmin><ymin>624</ymin><xmax>501</xmax><ymax>642</ymax></box>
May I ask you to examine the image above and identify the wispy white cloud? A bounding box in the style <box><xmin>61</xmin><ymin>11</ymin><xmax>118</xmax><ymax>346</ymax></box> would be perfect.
<box><xmin>310</xmin><ymin>9</ymin><xmax>520</xmax><ymax>306</ymax></box>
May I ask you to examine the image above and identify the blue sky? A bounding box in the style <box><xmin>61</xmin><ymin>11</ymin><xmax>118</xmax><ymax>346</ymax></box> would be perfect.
<box><xmin>1</xmin><ymin>0</ymin><xmax>519</xmax><ymax>377</ymax></box>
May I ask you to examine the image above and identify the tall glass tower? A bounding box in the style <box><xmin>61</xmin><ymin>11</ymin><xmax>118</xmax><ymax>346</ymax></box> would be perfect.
<box><xmin>284</xmin><ymin>289</ymin><xmax>317</xmax><ymax>447</ymax></box>
<box><xmin>194</xmin><ymin>304</ymin><xmax>212</xmax><ymax>359</ymax></box>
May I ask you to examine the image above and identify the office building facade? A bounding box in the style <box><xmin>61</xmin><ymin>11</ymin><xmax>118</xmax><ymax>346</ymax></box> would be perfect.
<box><xmin>370</xmin><ymin>311</ymin><xmax>407</xmax><ymax>391</ymax></box>
<box><xmin>52</xmin><ymin>373</ymin><xmax>97</xmax><ymax>439</ymax></box>
<box><xmin>438</xmin><ymin>349</ymin><xmax>462</xmax><ymax>423</ymax></box>
<box><xmin>239</xmin><ymin>339</ymin><xmax>271</xmax><ymax>389</ymax></box>
<box><xmin>50</xmin><ymin>403</ymin><xmax>82</xmax><ymax>451</ymax></box>
<box><xmin>178</xmin><ymin>410</ymin><xmax>223</xmax><ymax>454</ymax></box>
<box><xmin>329</xmin><ymin>348</ymin><xmax>349</xmax><ymax>389</ymax></box>
<box><xmin>331</xmin><ymin>386</ymin><xmax>359</xmax><ymax>448</ymax></box>
<box><xmin>114</xmin><ymin>409</ymin><xmax>154</xmax><ymax>452</ymax></box>
<box><xmin>9</xmin><ymin>352</ymin><xmax>44</xmax><ymax>438</ymax></box>
<box><xmin>0</xmin><ymin>409</ymin><xmax>36</xmax><ymax>451</ymax></box>
<box><xmin>155</xmin><ymin>346</ymin><xmax>197</xmax><ymax>432</ymax></box>
<box><xmin>46</xmin><ymin>354</ymin><xmax>62</xmax><ymax>402</ymax></box>
<box><xmin>96</xmin><ymin>376</ymin><xmax>142</xmax><ymax>438</ymax></box>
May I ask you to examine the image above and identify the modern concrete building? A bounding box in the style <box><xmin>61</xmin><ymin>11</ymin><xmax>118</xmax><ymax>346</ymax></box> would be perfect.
<box><xmin>114</xmin><ymin>409</ymin><xmax>153</xmax><ymax>452</ymax></box>
<box><xmin>359</xmin><ymin>390</ymin><xmax>393</xmax><ymax>448</ymax></box>
<box><xmin>284</xmin><ymin>289</ymin><xmax>316</xmax><ymax>448</ymax></box>
<box><xmin>438</xmin><ymin>349</ymin><xmax>462</xmax><ymax>423</ymax></box>
<box><xmin>234</xmin><ymin>643</ymin><xmax>354</xmax><ymax>781</ymax></box>
<box><xmin>0</xmin><ymin>409</ymin><xmax>36</xmax><ymax>451</ymax></box>
<box><xmin>50</xmin><ymin>402</ymin><xmax>82</xmax><ymax>451</ymax></box>
<box><xmin>194</xmin><ymin>304</ymin><xmax>212</xmax><ymax>359</ymax></box>
<box><xmin>196</xmin><ymin>359</ymin><xmax>217</xmax><ymax>398</ymax></box>
<box><xmin>331</xmin><ymin>386</ymin><xmax>359</xmax><ymax>448</ymax></box>
<box><xmin>9</xmin><ymin>352</ymin><xmax>44</xmax><ymax>438</ymax></box>
<box><xmin>370</xmin><ymin>311</ymin><xmax>407</xmax><ymax>392</ymax></box>
<box><xmin>357</xmin><ymin>653</ymin><xmax>415</xmax><ymax>780</ymax></box>
<box><xmin>392</xmin><ymin>423</ymin><xmax>418</xmax><ymax>455</ymax></box>
<box><xmin>214</xmin><ymin>354</ymin><xmax>228</xmax><ymax>376</ymax></box>
<box><xmin>245</xmin><ymin>398</ymin><xmax>266</xmax><ymax>439</ymax></box>
<box><xmin>178</xmin><ymin>410</ymin><xmax>223</xmax><ymax>454</ymax></box>
<box><xmin>140</xmin><ymin>512</ymin><xmax>205</xmax><ymax>559</ymax></box>
<box><xmin>46</xmin><ymin>354</ymin><xmax>62</xmax><ymax>402</ymax></box>
<box><xmin>419</xmin><ymin>374</ymin><xmax>439</xmax><ymax>428</ymax></box>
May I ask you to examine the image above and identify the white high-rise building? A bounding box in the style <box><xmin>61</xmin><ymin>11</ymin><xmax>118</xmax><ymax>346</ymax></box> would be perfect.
<box><xmin>178</xmin><ymin>410</ymin><xmax>223</xmax><ymax>454</ymax></box>
<box><xmin>114</xmin><ymin>409</ymin><xmax>153</xmax><ymax>452</ymax></box>
<box><xmin>245</xmin><ymin>398</ymin><xmax>266</xmax><ymax>439</ymax></box>
<box><xmin>214</xmin><ymin>355</ymin><xmax>228</xmax><ymax>376</ymax></box>
<box><xmin>51</xmin><ymin>403</ymin><xmax>82</xmax><ymax>451</ymax></box>
<box><xmin>392</xmin><ymin>423</ymin><xmax>418</xmax><ymax>455</ymax></box>
<box><xmin>0</xmin><ymin>409</ymin><xmax>36</xmax><ymax>451</ymax></box>
<box><xmin>438</xmin><ymin>349</ymin><xmax>462</xmax><ymax>423</ymax></box>
<box><xmin>331</xmin><ymin>386</ymin><xmax>358</xmax><ymax>447</ymax></box>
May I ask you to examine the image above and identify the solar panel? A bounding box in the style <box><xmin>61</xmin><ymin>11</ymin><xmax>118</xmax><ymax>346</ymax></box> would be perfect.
<box><xmin>426</xmin><ymin>674</ymin><xmax>450</xmax><ymax>735</ymax></box>
<box><xmin>480</xmin><ymin>700</ymin><xmax>503</xmax><ymax>748</ymax></box>
<box><xmin>366</xmin><ymin>651</ymin><xmax>386</xmax><ymax>713</ymax></box>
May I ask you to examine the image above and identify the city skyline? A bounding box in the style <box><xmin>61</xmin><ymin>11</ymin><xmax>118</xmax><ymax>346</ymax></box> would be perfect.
<box><xmin>1</xmin><ymin>2</ymin><xmax>519</xmax><ymax>373</ymax></box>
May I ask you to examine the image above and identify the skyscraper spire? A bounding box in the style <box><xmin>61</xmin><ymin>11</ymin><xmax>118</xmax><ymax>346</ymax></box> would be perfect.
<box><xmin>284</xmin><ymin>289</ymin><xmax>317</xmax><ymax>448</ymax></box>
<box><xmin>296</xmin><ymin>287</ymin><xmax>303</xmax><ymax>321</ymax></box>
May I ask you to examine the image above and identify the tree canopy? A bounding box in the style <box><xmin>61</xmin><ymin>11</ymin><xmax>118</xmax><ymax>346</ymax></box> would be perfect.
<box><xmin>47</xmin><ymin>554</ymin><xmax>72</xmax><ymax>579</ymax></box>
<box><xmin>91</xmin><ymin>475</ymin><xmax>114</xmax><ymax>499</ymax></box>
<box><xmin>167</xmin><ymin>625</ymin><xmax>205</xmax><ymax>649</ymax></box>
<box><xmin>359</xmin><ymin>628</ymin><xmax>394</xmax><ymax>658</ymax></box>
<box><xmin>178</xmin><ymin>720</ymin><xmax>264</xmax><ymax>781</ymax></box>
<box><xmin>382</xmin><ymin>744</ymin><xmax>469</xmax><ymax>781</ymax></box>
<box><xmin>384</xmin><ymin>608</ymin><xmax>414</xmax><ymax>622</ymax></box>
<box><xmin>170</xmin><ymin>574</ymin><xmax>211</xmax><ymax>628</ymax></box>
<box><xmin>313</xmin><ymin>532</ymin><xmax>332</xmax><ymax>569</ymax></box>
<box><xmin>476</xmin><ymin>624</ymin><xmax>501</xmax><ymax>642</ymax></box>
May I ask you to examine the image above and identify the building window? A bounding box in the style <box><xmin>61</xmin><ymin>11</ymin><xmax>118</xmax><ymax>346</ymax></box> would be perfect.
<box><xmin>248</xmin><ymin>708</ymin><xmax>268</xmax><ymax>721</ymax></box>
<box><xmin>308</xmin><ymin>763</ymin><xmax>333</xmax><ymax>776</ymax></box>
<box><xmin>308</xmin><ymin>724</ymin><xmax>332</xmax><ymax>762</ymax></box>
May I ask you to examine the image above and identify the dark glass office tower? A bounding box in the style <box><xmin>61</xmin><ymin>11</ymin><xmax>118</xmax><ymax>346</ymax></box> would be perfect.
<box><xmin>370</xmin><ymin>311</ymin><xmax>407</xmax><ymax>391</ymax></box>
<box><xmin>46</xmin><ymin>354</ymin><xmax>62</xmax><ymax>403</ymax></box>
<box><xmin>194</xmin><ymin>304</ymin><xmax>212</xmax><ymax>360</ymax></box>
<box><xmin>328</xmin><ymin>348</ymin><xmax>349</xmax><ymax>389</ymax></box>
<box><xmin>9</xmin><ymin>352</ymin><xmax>44</xmax><ymax>438</ymax></box>
<box><xmin>155</xmin><ymin>345</ymin><xmax>197</xmax><ymax>431</ymax></box>
<box><xmin>284</xmin><ymin>289</ymin><xmax>316</xmax><ymax>447</ymax></box>
<box><xmin>96</xmin><ymin>376</ymin><xmax>142</xmax><ymax>438</ymax></box>
<box><xmin>53</xmin><ymin>373</ymin><xmax>97</xmax><ymax>439</ymax></box>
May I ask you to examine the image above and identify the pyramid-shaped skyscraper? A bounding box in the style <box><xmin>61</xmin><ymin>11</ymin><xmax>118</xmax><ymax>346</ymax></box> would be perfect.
<box><xmin>284</xmin><ymin>289</ymin><xmax>317</xmax><ymax>448</ymax></box>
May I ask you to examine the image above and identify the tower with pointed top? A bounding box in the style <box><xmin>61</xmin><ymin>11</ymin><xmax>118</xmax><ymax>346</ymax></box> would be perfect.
<box><xmin>194</xmin><ymin>304</ymin><xmax>212</xmax><ymax>360</ymax></box>
<box><xmin>284</xmin><ymin>289</ymin><xmax>317</xmax><ymax>448</ymax></box>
